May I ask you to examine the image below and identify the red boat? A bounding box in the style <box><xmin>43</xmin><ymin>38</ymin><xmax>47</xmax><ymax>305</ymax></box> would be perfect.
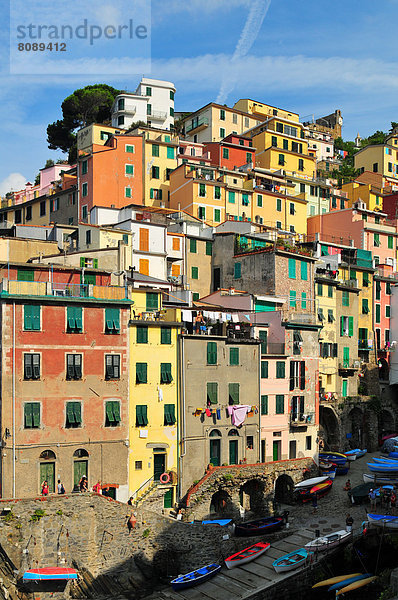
<box><xmin>225</xmin><ymin>542</ymin><xmax>270</xmax><ymax>569</ymax></box>
<box><xmin>295</xmin><ymin>478</ymin><xmax>333</xmax><ymax>503</ymax></box>
<box><xmin>23</xmin><ymin>567</ymin><xmax>78</xmax><ymax>582</ymax></box>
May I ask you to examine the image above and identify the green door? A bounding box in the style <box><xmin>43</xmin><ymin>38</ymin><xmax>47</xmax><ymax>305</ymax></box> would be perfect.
<box><xmin>273</xmin><ymin>441</ymin><xmax>281</xmax><ymax>462</ymax></box>
<box><xmin>229</xmin><ymin>440</ymin><xmax>238</xmax><ymax>465</ymax></box>
<box><xmin>342</xmin><ymin>379</ymin><xmax>348</xmax><ymax>398</ymax></box>
<box><xmin>74</xmin><ymin>460</ymin><xmax>88</xmax><ymax>487</ymax></box>
<box><xmin>163</xmin><ymin>488</ymin><xmax>173</xmax><ymax>508</ymax></box>
<box><xmin>210</xmin><ymin>439</ymin><xmax>220</xmax><ymax>466</ymax></box>
<box><xmin>40</xmin><ymin>462</ymin><xmax>55</xmax><ymax>493</ymax></box>
<box><xmin>154</xmin><ymin>453</ymin><xmax>166</xmax><ymax>481</ymax></box>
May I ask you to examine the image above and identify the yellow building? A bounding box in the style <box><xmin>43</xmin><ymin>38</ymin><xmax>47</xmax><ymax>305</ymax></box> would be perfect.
<box><xmin>128</xmin><ymin>289</ymin><xmax>182</xmax><ymax>508</ymax></box>
<box><xmin>233</xmin><ymin>99</ymin><xmax>300</xmax><ymax>123</ymax></box>
<box><xmin>77</xmin><ymin>123</ymin><xmax>123</xmax><ymax>154</ymax></box>
<box><xmin>341</xmin><ymin>180</ymin><xmax>383</xmax><ymax>212</ymax></box>
<box><xmin>354</xmin><ymin>133</ymin><xmax>398</xmax><ymax>182</ymax></box>
<box><xmin>138</xmin><ymin>127</ymin><xmax>179</xmax><ymax>207</ymax></box>
<box><xmin>249</xmin><ymin>118</ymin><xmax>316</xmax><ymax>180</ymax></box>
<box><xmin>316</xmin><ymin>273</ymin><xmax>338</xmax><ymax>398</ymax></box>
<box><xmin>182</xmin><ymin>103</ymin><xmax>260</xmax><ymax>145</ymax></box>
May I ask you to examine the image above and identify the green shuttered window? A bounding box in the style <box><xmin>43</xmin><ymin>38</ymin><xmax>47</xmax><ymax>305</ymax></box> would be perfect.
<box><xmin>207</xmin><ymin>382</ymin><xmax>218</xmax><ymax>405</ymax></box>
<box><xmin>66</xmin><ymin>401</ymin><xmax>82</xmax><ymax>428</ymax></box>
<box><xmin>105</xmin><ymin>401</ymin><xmax>120</xmax><ymax>426</ymax></box>
<box><xmin>164</xmin><ymin>404</ymin><xmax>176</xmax><ymax>425</ymax></box>
<box><xmin>261</xmin><ymin>395</ymin><xmax>268</xmax><ymax>415</ymax></box>
<box><xmin>161</xmin><ymin>327</ymin><xmax>171</xmax><ymax>344</ymax></box>
<box><xmin>136</xmin><ymin>405</ymin><xmax>148</xmax><ymax>426</ymax></box>
<box><xmin>275</xmin><ymin>395</ymin><xmax>284</xmax><ymax>414</ymax></box>
<box><xmin>229</xmin><ymin>347</ymin><xmax>239</xmax><ymax>365</ymax></box>
<box><xmin>229</xmin><ymin>383</ymin><xmax>240</xmax><ymax>405</ymax></box>
<box><xmin>146</xmin><ymin>292</ymin><xmax>159</xmax><ymax>311</ymax></box>
<box><xmin>288</xmin><ymin>258</ymin><xmax>296</xmax><ymax>279</ymax></box>
<box><xmin>276</xmin><ymin>361</ymin><xmax>285</xmax><ymax>378</ymax></box>
<box><xmin>300</xmin><ymin>261</ymin><xmax>308</xmax><ymax>281</ymax></box>
<box><xmin>24</xmin><ymin>305</ymin><xmax>40</xmax><ymax>331</ymax></box>
<box><xmin>67</xmin><ymin>306</ymin><xmax>83</xmax><ymax>333</ymax></box>
<box><xmin>136</xmin><ymin>363</ymin><xmax>147</xmax><ymax>384</ymax></box>
<box><xmin>207</xmin><ymin>342</ymin><xmax>217</xmax><ymax>365</ymax></box>
<box><xmin>24</xmin><ymin>402</ymin><xmax>40</xmax><ymax>428</ymax></box>
<box><xmin>137</xmin><ymin>326</ymin><xmax>148</xmax><ymax>344</ymax></box>
<box><xmin>259</xmin><ymin>330</ymin><xmax>267</xmax><ymax>354</ymax></box>
<box><xmin>261</xmin><ymin>360</ymin><xmax>268</xmax><ymax>378</ymax></box>
<box><xmin>160</xmin><ymin>363</ymin><xmax>173</xmax><ymax>384</ymax></box>
<box><xmin>105</xmin><ymin>308</ymin><xmax>120</xmax><ymax>334</ymax></box>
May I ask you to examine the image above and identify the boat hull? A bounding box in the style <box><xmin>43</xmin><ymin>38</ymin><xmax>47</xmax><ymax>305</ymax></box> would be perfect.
<box><xmin>295</xmin><ymin>479</ymin><xmax>333</xmax><ymax>503</ymax></box>
<box><xmin>367</xmin><ymin>514</ymin><xmax>398</xmax><ymax>529</ymax></box>
<box><xmin>336</xmin><ymin>575</ymin><xmax>377</xmax><ymax>596</ymax></box>
<box><xmin>273</xmin><ymin>549</ymin><xmax>308</xmax><ymax>573</ymax></box>
<box><xmin>235</xmin><ymin>516</ymin><xmax>284</xmax><ymax>537</ymax></box>
<box><xmin>368</xmin><ymin>462</ymin><xmax>398</xmax><ymax>473</ymax></box>
<box><xmin>225</xmin><ymin>542</ymin><xmax>270</xmax><ymax>569</ymax></box>
<box><xmin>363</xmin><ymin>473</ymin><xmax>398</xmax><ymax>484</ymax></box>
<box><xmin>313</xmin><ymin>573</ymin><xmax>362</xmax><ymax>589</ymax></box>
<box><xmin>22</xmin><ymin>568</ymin><xmax>78</xmax><ymax>581</ymax></box>
<box><xmin>294</xmin><ymin>476</ymin><xmax>329</xmax><ymax>489</ymax></box>
<box><xmin>171</xmin><ymin>564</ymin><xmax>221</xmax><ymax>591</ymax></box>
<box><xmin>305</xmin><ymin>530</ymin><xmax>351</xmax><ymax>552</ymax></box>
<box><xmin>328</xmin><ymin>574</ymin><xmax>372</xmax><ymax>592</ymax></box>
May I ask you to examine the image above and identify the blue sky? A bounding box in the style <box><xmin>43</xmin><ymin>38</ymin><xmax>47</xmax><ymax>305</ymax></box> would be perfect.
<box><xmin>1</xmin><ymin>0</ymin><xmax>398</xmax><ymax>194</ymax></box>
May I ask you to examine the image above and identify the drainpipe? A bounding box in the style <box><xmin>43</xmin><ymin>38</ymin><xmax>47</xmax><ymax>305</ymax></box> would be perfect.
<box><xmin>258</xmin><ymin>340</ymin><xmax>261</xmax><ymax>463</ymax></box>
<box><xmin>178</xmin><ymin>336</ymin><xmax>186</xmax><ymax>500</ymax></box>
<box><xmin>12</xmin><ymin>301</ymin><xmax>16</xmax><ymax>498</ymax></box>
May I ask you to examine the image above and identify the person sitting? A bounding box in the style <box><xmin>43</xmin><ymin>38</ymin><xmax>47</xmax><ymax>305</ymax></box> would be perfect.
<box><xmin>343</xmin><ymin>479</ymin><xmax>351</xmax><ymax>491</ymax></box>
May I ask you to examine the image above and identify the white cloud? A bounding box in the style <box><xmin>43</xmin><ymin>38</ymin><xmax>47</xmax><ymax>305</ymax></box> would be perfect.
<box><xmin>217</xmin><ymin>0</ymin><xmax>272</xmax><ymax>103</ymax></box>
<box><xmin>0</xmin><ymin>173</ymin><xmax>28</xmax><ymax>197</ymax></box>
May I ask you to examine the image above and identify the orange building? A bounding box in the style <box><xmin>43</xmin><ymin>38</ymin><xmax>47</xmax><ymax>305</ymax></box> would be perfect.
<box><xmin>79</xmin><ymin>134</ymin><xmax>144</xmax><ymax>221</ymax></box>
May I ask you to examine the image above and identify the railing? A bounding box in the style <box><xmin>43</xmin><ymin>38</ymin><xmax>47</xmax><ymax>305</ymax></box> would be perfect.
<box><xmin>281</xmin><ymin>307</ymin><xmax>318</xmax><ymax>326</ymax></box>
<box><xmin>338</xmin><ymin>278</ymin><xmax>359</xmax><ymax>288</ymax></box>
<box><xmin>358</xmin><ymin>339</ymin><xmax>371</xmax><ymax>349</ymax></box>
<box><xmin>376</xmin><ymin>266</ymin><xmax>398</xmax><ymax>280</ymax></box>
<box><xmin>185</xmin><ymin>116</ymin><xmax>209</xmax><ymax>133</ymax></box>
<box><xmin>261</xmin><ymin>343</ymin><xmax>286</xmax><ymax>355</ymax></box>
<box><xmin>2</xmin><ymin>280</ymin><xmax>127</xmax><ymax>300</ymax></box>
<box><xmin>339</xmin><ymin>361</ymin><xmax>361</xmax><ymax>370</ymax></box>
<box><xmin>151</xmin><ymin>110</ymin><xmax>167</xmax><ymax>120</ymax></box>
<box><xmin>132</xmin><ymin>476</ymin><xmax>154</xmax><ymax>504</ymax></box>
<box><xmin>290</xmin><ymin>412</ymin><xmax>315</xmax><ymax>426</ymax></box>
<box><xmin>132</xmin><ymin>308</ymin><xmax>180</xmax><ymax>322</ymax></box>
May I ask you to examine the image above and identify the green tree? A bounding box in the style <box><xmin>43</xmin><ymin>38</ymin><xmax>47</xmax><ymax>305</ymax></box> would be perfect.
<box><xmin>360</xmin><ymin>130</ymin><xmax>387</xmax><ymax>147</ymax></box>
<box><xmin>46</xmin><ymin>84</ymin><xmax>121</xmax><ymax>161</ymax></box>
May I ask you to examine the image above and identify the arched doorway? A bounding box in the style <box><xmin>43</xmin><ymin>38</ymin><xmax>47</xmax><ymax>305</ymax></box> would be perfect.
<box><xmin>319</xmin><ymin>405</ymin><xmax>340</xmax><ymax>449</ymax></box>
<box><xmin>228</xmin><ymin>429</ymin><xmax>239</xmax><ymax>465</ymax></box>
<box><xmin>73</xmin><ymin>448</ymin><xmax>89</xmax><ymax>491</ymax></box>
<box><xmin>347</xmin><ymin>407</ymin><xmax>364</xmax><ymax>448</ymax></box>
<box><xmin>378</xmin><ymin>358</ymin><xmax>389</xmax><ymax>381</ymax></box>
<box><xmin>239</xmin><ymin>479</ymin><xmax>266</xmax><ymax>515</ymax></box>
<box><xmin>274</xmin><ymin>474</ymin><xmax>295</xmax><ymax>505</ymax></box>
<box><xmin>39</xmin><ymin>450</ymin><xmax>56</xmax><ymax>493</ymax></box>
<box><xmin>209</xmin><ymin>489</ymin><xmax>233</xmax><ymax>515</ymax></box>
<box><xmin>209</xmin><ymin>430</ymin><xmax>221</xmax><ymax>466</ymax></box>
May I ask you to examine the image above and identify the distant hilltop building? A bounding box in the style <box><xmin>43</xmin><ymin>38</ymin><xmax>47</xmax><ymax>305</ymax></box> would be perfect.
<box><xmin>111</xmin><ymin>77</ymin><xmax>176</xmax><ymax>131</ymax></box>
<box><xmin>303</xmin><ymin>109</ymin><xmax>343</xmax><ymax>140</ymax></box>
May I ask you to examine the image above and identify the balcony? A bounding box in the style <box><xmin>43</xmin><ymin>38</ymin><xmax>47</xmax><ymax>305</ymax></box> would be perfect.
<box><xmin>358</xmin><ymin>339</ymin><xmax>372</xmax><ymax>350</ymax></box>
<box><xmin>290</xmin><ymin>412</ymin><xmax>315</xmax><ymax>427</ymax></box>
<box><xmin>261</xmin><ymin>342</ymin><xmax>286</xmax><ymax>355</ymax></box>
<box><xmin>1</xmin><ymin>280</ymin><xmax>128</xmax><ymax>301</ymax></box>
<box><xmin>185</xmin><ymin>117</ymin><xmax>209</xmax><ymax>134</ymax></box>
<box><xmin>339</xmin><ymin>360</ymin><xmax>361</xmax><ymax>371</ymax></box>
<box><xmin>150</xmin><ymin>110</ymin><xmax>167</xmax><ymax>121</ymax></box>
<box><xmin>130</xmin><ymin>308</ymin><xmax>181</xmax><ymax>323</ymax></box>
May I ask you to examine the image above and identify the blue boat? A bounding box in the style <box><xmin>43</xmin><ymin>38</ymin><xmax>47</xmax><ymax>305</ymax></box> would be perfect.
<box><xmin>171</xmin><ymin>563</ymin><xmax>221</xmax><ymax>591</ymax></box>
<box><xmin>335</xmin><ymin>464</ymin><xmax>350</xmax><ymax>476</ymax></box>
<box><xmin>202</xmin><ymin>519</ymin><xmax>232</xmax><ymax>527</ymax></box>
<box><xmin>23</xmin><ymin>568</ymin><xmax>78</xmax><ymax>582</ymax></box>
<box><xmin>368</xmin><ymin>462</ymin><xmax>398</xmax><ymax>473</ymax></box>
<box><xmin>235</xmin><ymin>515</ymin><xmax>284</xmax><ymax>537</ymax></box>
<box><xmin>367</xmin><ymin>514</ymin><xmax>398</xmax><ymax>530</ymax></box>
<box><xmin>389</xmin><ymin>451</ymin><xmax>398</xmax><ymax>459</ymax></box>
<box><xmin>319</xmin><ymin>452</ymin><xmax>348</xmax><ymax>466</ymax></box>
<box><xmin>345</xmin><ymin>449</ymin><xmax>367</xmax><ymax>460</ymax></box>
<box><xmin>328</xmin><ymin>573</ymin><xmax>372</xmax><ymax>592</ymax></box>
<box><xmin>273</xmin><ymin>548</ymin><xmax>309</xmax><ymax>573</ymax></box>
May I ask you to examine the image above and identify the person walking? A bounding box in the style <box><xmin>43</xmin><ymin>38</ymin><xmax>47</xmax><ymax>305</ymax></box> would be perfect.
<box><xmin>41</xmin><ymin>480</ymin><xmax>49</xmax><ymax>496</ymax></box>
<box><xmin>92</xmin><ymin>480</ymin><xmax>101</xmax><ymax>494</ymax></box>
<box><xmin>390</xmin><ymin>491</ymin><xmax>396</xmax><ymax>514</ymax></box>
<box><xmin>57</xmin><ymin>479</ymin><xmax>65</xmax><ymax>494</ymax></box>
<box><xmin>346</xmin><ymin>513</ymin><xmax>354</xmax><ymax>533</ymax></box>
<box><xmin>369</xmin><ymin>488</ymin><xmax>377</xmax><ymax>509</ymax></box>
<box><xmin>311</xmin><ymin>493</ymin><xmax>318</xmax><ymax>514</ymax></box>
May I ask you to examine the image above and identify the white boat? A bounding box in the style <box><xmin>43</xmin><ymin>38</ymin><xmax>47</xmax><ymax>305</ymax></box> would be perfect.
<box><xmin>294</xmin><ymin>476</ymin><xmax>329</xmax><ymax>489</ymax></box>
<box><xmin>363</xmin><ymin>473</ymin><xmax>398</xmax><ymax>485</ymax></box>
<box><xmin>305</xmin><ymin>529</ymin><xmax>351</xmax><ymax>552</ymax></box>
<box><xmin>367</xmin><ymin>513</ymin><xmax>398</xmax><ymax>530</ymax></box>
<box><xmin>273</xmin><ymin>548</ymin><xmax>309</xmax><ymax>573</ymax></box>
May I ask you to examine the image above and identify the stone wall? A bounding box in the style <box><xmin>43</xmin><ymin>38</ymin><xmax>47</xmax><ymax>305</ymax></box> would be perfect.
<box><xmin>182</xmin><ymin>458</ymin><xmax>316</xmax><ymax>521</ymax></box>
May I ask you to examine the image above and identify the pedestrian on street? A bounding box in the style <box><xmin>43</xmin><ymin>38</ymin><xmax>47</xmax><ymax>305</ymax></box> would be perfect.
<box><xmin>41</xmin><ymin>480</ymin><xmax>49</xmax><ymax>496</ymax></box>
<box><xmin>369</xmin><ymin>489</ymin><xmax>377</xmax><ymax>509</ymax></box>
<box><xmin>311</xmin><ymin>493</ymin><xmax>318</xmax><ymax>514</ymax></box>
<box><xmin>390</xmin><ymin>491</ymin><xmax>396</xmax><ymax>514</ymax></box>
<box><xmin>57</xmin><ymin>479</ymin><xmax>65</xmax><ymax>494</ymax></box>
<box><xmin>346</xmin><ymin>513</ymin><xmax>354</xmax><ymax>533</ymax></box>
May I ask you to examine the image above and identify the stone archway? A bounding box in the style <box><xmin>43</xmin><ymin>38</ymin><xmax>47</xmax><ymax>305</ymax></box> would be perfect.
<box><xmin>239</xmin><ymin>479</ymin><xmax>267</xmax><ymax>515</ymax></box>
<box><xmin>346</xmin><ymin>407</ymin><xmax>364</xmax><ymax>448</ymax></box>
<box><xmin>274</xmin><ymin>474</ymin><xmax>295</xmax><ymax>505</ymax></box>
<box><xmin>319</xmin><ymin>405</ymin><xmax>340</xmax><ymax>449</ymax></box>
<box><xmin>209</xmin><ymin>489</ymin><xmax>234</xmax><ymax>516</ymax></box>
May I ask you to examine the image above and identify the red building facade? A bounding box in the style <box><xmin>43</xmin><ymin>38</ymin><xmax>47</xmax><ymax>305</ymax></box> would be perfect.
<box><xmin>205</xmin><ymin>134</ymin><xmax>255</xmax><ymax>170</ymax></box>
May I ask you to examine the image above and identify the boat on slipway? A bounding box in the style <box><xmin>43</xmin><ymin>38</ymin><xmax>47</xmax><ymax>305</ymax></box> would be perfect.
<box><xmin>22</xmin><ymin>568</ymin><xmax>78</xmax><ymax>582</ymax></box>
<box><xmin>273</xmin><ymin>548</ymin><xmax>309</xmax><ymax>573</ymax></box>
<box><xmin>171</xmin><ymin>563</ymin><xmax>221</xmax><ymax>591</ymax></box>
<box><xmin>224</xmin><ymin>542</ymin><xmax>270</xmax><ymax>569</ymax></box>
<box><xmin>235</xmin><ymin>515</ymin><xmax>284</xmax><ymax>537</ymax></box>
<box><xmin>305</xmin><ymin>529</ymin><xmax>351</xmax><ymax>552</ymax></box>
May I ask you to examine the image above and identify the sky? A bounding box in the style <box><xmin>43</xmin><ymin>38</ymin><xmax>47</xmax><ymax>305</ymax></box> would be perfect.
<box><xmin>1</xmin><ymin>0</ymin><xmax>398</xmax><ymax>195</ymax></box>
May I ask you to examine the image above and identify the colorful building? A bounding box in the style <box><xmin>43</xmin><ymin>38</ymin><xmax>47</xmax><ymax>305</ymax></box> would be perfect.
<box><xmin>0</xmin><ymin>263</ymin><xmax>131</xmax><ymax>499</ymax></box>
<box><xmin>182</xmin><ymin>103</ymin><xmax>260</xmax><ymax>145</ymax></box>
<box><xmin>233</xmin><ymin>99</ymin><xmax>300</xmax><ymax>123</ymax></box>
<box><xmin>354</xmin><ymin>132</ymin><xmax>398</xmax><ymax>183</ymax></box>
<box><xmin>128</xmin><ymin>288</ymin><xmax>181</xmax><ymax>507</ymax></box>
<box><xmin>204</xmin><ymin>134</ymin><xmax>255</xmax><ymax>170</ymax></box>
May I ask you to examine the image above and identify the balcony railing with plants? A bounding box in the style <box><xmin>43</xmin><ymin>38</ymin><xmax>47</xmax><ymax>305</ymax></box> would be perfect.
<box><xmin>290</xmin><ymin>412</ymin><xmax>315</xmax><ymax>426</ymax></box>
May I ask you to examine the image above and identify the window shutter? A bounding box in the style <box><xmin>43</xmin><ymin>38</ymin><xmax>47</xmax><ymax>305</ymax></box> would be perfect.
<box><xmin>300</xmin><ymin>361</ymin><xmax>305</xmax><ymax>390</ymax></box>
<box><xmin>80</xmin><ymin>257</ymin><xmax>85</xmax><ymax>267</ymax></box>
<box><xmin>300</xmin><ymin>261</ymin><xmax>308</xmax><ymax>280</ymax></box>
<box><xmin>113</xmin><ymin>309</ymin><xmax>120</xmax><ymax>332</ymax></box>
<box><xmin>289</xmin><ymin>361</ymin><xmax>294</xmax><ymax>390</ymax></box>
<box><xmin>25</xmin><ymin>404</ymin><xmax>33</xmax><ymax>427</ymax></box>
<box><xmin>32</xmin><ymin>403</ymin><xmax>40</xmax><ymax>427</ymax></box>
<box><xmin>348</xmin><ymin>316</ymin><xmax>354</xmax><ymax>337</ymax></box>
<box><xmin>261</xmin><ymin>360</ymin><xmax>268</xmax><ymax>378</ymax></box>
<box><xmin>67</xmin><ymin>354</ymin><xmax>75</xmax><ymax>379</ymax></box>
<box><xmin>340</xmin><ymin>316</ymin><xmax>344</xmax><ymax>336</ymax></box>
<box><xmin>288</xmin><ymin>259</ymin><xmax>296</xmax><ymax>279</ymax></box>
<box><xmin>259</xmin><ymin>331</ymin><xmax>267</xmax><ymax>354</ymax></box>
<box><xmin>74</xmin><ymin>354</ymin><xmax>82</xmax><ymax>379</ymax></box>
<box><xmin>161</xmin><ymin>327</ymin><xmax>171</xmax><ymax>344</ymax></box>
<box><xmin>333</xmin><ymin>343</ymin><xmax>338</xmax><ymax>357</ymax></box>
<box><xmin>106</xmin><ymin>355</ymin><xmax>114</xmax><ymax>378</ymax></box>
<box><xmin>74</xmin><ymin>402</ymin><xmax>82</xmax><ymax>424</ymax></box>
<box><xmin>230</xmin><ymin>348</ymin><xmax>239</xmax><ymax>365</ymax></box>
<box><xmin>261</xmin><ymin>395</ymin><xmax>268</xmax><ymax>415</ymax></box>
<box><xmin>24</xmin><ymin>355</ymin><xmax>32</xmax><ymax>379</ymax></box>
<box><xmin>207</xmin><ymin>382</ymin><xmax>218</xmax><ymax>405</ymax></box>
<box><xmin>24</xmin><ymin>306</ymin><xmax>32</xmax><ymax>330</ymax></box>
<box><xmin>136</xmin><ymin>405</ymin><xmax>143</xmax><ymax>426</ymax></box>
<box><xmin>67</xmin><ymin>403</ymin><xmax>76</xmax><ymax>424</ymax></box>
<box><xmin>67</xmin><ymin>306</ymin><xmax>76</xmax><ymax>330</ymax></box>
<box><xmin>75</xmin><ymin>307</ymin><xmax>83</xmax><ymax>331</ymax></box>
<box><xmin>136</xmin><ymin>363</ymin><xmax>147</xmax><ymax>383</ymax></box>
<box><xmin>229</xmin><ymin>383</ymin><xmax>239</xmax><ymax>405</ymax></box>
<box><xmin>32</xmin><ymin>354</ymin><xmax>40</xmax><ymax>379</ymax></box>
<box><xmin>106</xmin><ymin>402</ymin><xmax>115</xmax><ymax>424</ymax></box>
<box><xmin>32</xmin><ymin>306</ymin><xmax>40</xmax><ymax>330</ymax></box>
<box><xmin>142</xmin><ymin>405</ymin><xmax>148</xmax><ymax>425</ymax></box>
<box><xmin>207</xmin><ymin>342</ymin><xmax>217</xmax><ymax>365</ymax></box>
<box><xmin>276</xmin><ymin>395</ymin><xmax>284</xmax><ymax>414</ymax></box>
